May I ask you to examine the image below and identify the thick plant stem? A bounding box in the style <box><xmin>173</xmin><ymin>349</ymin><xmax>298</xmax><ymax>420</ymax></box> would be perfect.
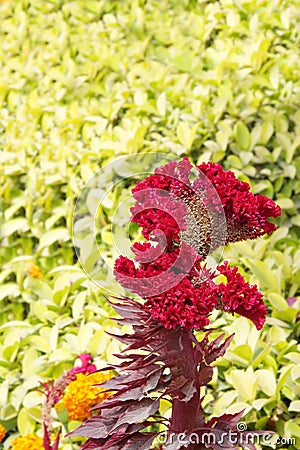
<box><xmin>167</xmin><ymin>329</ymin><xmax>201</xmax><ymax>450</ymax></box>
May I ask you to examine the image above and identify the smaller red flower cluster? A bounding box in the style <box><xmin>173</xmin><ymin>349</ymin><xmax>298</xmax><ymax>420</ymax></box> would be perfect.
<box><xmin>72</xmin><ymin>353</ymin><xmax>97</xmax><ymax>375</ymax></box>
<box><xmin>115</xmin><ymin>249</ymin><xmax>266</xmax><ymax>330</ymax></box>
<box><xmin>197</xmin><ymin>161</ymin><xmax>281</xmax><ymax>242</ymax></box>
<box><xmin>216</xmin><ymin>262</ymin><xmax>267</xmax><ymax>330</ymax></box>
<box><xmin>115</xmin><ymin>242</ymin><xmax>197</xmax><ymax>298</ymax></box>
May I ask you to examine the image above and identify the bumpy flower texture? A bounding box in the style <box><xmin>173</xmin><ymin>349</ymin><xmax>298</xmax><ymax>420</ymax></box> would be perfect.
<box><xmin>115</xmin><ymin>158</ymin><xmax>281</xmax><ymax>331</ymax></box>
<box><xmin>59</xmin><ymin>371</ymin><xmax>112</xmax><ymax>421</ymax></box>
<box><xmin>10</xmin><ymin>434</ymin><xmax>43</xmax><ymax>450</ymax></box>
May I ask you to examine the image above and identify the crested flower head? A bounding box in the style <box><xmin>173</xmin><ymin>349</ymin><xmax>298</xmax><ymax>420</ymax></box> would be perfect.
<box><xmin>131</xmin><ymin>157</ymin><xmax>281</xmax><ymax>257</ymax></box>
<box><xmin>10</xmin><ymin>434</ymin><xmax>43</xmax><ymax>450</ymax></box>
<box><xmin>114</xmin><ymin>158</ymin><xmax>281</xmax><ymax>331</ymax></box>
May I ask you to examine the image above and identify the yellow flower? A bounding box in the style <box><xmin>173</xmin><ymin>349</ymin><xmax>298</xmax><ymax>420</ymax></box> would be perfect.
<box><xmin>59</xmin><ymin>372</ymin><xmax>112</xmax><ymax>421</ymax></box>
<box><xmin>27</xmin><ymin>263</ymin><xmax>43</xmax><ymax>278</ymax></box>
<box><xmin>10</xmin><ymin>434</ymin><xmax>43</xmax><ymax>450</ymax></box>
<box><xmin>0</xmin><ymin>423</ymin><xmax>6</xmax><ymax>442</ymax></box>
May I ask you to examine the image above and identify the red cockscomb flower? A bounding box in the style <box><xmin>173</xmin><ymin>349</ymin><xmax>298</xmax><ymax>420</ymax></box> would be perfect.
<box><xmin>116</xmin><ymin>252</ymin><xmax>266</xmax><ymax>330</ymax></box>
<box><xmin>73</xmin><ymin>158</ymin><xmax>279</xmax><ymax>450</ymax></box>
<box><xmin>114</xmin><ymin>158</ymin><xmax>281</xmax><ymax>331</ymax></box>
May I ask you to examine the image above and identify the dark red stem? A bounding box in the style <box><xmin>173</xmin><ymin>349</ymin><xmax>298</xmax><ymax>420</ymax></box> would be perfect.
<box><xmin>167</xmin><ymin>329</ymin><xmax>201</xmax><ymax>450</ymax></box>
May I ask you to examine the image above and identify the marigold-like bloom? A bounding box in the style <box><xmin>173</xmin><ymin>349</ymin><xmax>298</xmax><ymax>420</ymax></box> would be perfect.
<box><xmin>27</xmin><ymin>263</ymin><xmax>43</xmax><ymax>278</ymax></box>
<box><xmin>10</xmin><ymin>434</ymin><xmax>43</xmax><ymax>450</ymax></box>
<box><xmin>0</xmin><ymin>424</ymin><xmax>6</xmax><ymax>442</ymax></box>
<box><xmin>114</xmin><ymin>158</ymin><xmax>281</xmax><ymax>331</ymax></box>
<box><xmin>59</xmin><ymin>372</ymin><xmax>112</xmax><ymax>421</ymax></box>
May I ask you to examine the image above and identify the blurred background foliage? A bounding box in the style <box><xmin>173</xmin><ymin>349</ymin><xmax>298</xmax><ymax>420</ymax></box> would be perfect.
<box><xmin>0</xmin><ymin>0</ymin><xmax>299</xmax><ymax>448</ymax></box>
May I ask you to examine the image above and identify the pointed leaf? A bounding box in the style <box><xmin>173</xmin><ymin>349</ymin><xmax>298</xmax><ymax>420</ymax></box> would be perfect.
<box><xmin>112</xmin><ymin>398</ymin><xmax>160</xmax><ymax>430</ymax></box>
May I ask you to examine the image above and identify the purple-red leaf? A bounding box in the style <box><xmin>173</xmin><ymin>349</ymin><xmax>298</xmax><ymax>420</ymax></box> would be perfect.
<box><xmin>198</xmin><ymin>364</ymin><xmax>213</xmax><ymax>386</ymax></box>
<box><xmin>205</xmin><ymin>334</ymin><xmax>234</xmax><ymax>364</ymax></box>
<box><xmin>206</xmin><ymin>410</ymin><xmax>245</xmax><ymax>430</ymax></box>
<box><xmin>70</xmin><ymin>296</ymin><xmax>244</xmax><ymax>450</ymax></box>
<box><xmin>81</xmin><ymin>424</ymin><xmax>157</xmax><ymax>450</ymax></box>
<box><xmin>69</xmin><ymin>412</ymin><xmax>122</xmax><ymax>439</ymax></box>
<box><xmin>81</xmin><ymin>438</ymin><xmax>106</xmax><ymax>449</ymax></box>
<box><xmin>112</xmin><ymin>398</ymin><xmax>160</xmax><ymax>431</ymax></box>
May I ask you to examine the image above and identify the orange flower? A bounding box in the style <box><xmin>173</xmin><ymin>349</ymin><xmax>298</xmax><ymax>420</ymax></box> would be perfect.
<box><xmin>27</xmin><ymin>263</ymin><xmax>43</xmax><ymax>278</ymax></box>
<box><xmin>0</xmin><ymin>423</ymin><xmax>6</xmax><ymax>442</ymax></box>
<box><xmin>10</xmin><ymin>434</ymin><xmax>43</xmax><ymax>450</ymax></box>
<box><xmin>59</xmin><ymin>372</ymin><xmax>112</xmax><ymax>421</ymax></box>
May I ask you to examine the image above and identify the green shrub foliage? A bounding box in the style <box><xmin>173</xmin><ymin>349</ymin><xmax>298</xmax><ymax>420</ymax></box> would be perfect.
<box><xmin>0</xmin><ymin>0</ymin><xmax>299</xmax><ymax>448</ymax></box>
